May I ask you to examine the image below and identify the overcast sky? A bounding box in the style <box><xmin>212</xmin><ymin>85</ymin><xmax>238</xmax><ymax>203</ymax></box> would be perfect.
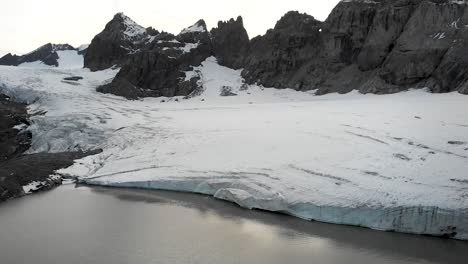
<box><xmin>0</xmin><ymin>0</ymin><xmax>341</xmax><ymax>57</ymax></box>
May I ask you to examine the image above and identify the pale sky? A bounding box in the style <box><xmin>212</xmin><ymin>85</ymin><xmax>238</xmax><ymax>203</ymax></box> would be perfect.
<box><xmin>0</xmin><ymin>0</ymin><xmax>341</xmax><ymax>57</ymax></box>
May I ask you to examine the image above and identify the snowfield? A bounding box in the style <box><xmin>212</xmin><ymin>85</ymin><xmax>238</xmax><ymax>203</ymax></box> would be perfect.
<box><xmin>18</xmin><ymin>50</ymin><xmax>84</xmax><ymax>69</ymax></box>
<box><xmin>1</xmin><ymin>57</ymin><xmax>468</xmax><ymax>239</ymax></box>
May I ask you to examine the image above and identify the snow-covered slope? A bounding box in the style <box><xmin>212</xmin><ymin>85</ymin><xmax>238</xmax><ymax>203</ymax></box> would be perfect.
<box><xmin>17</xmin><ymin>61</ymin><xmax>51</xmax><ymax>68</ymax></box>
<box><xmin>56</xmin><ymin>50</ymin><xmax>84</xmax><ymax>68</ymax></box>
<box><xmin>119</xmin><ymin>13</ymin><xmax>147</xmax><ymax>41</ymax></box>
<box><xmin>78</xmin><ymin>44</ymin><xmax>89</xmax><ymax>52</ymax></box>
<box><xmin>0</xmin><ymin>58</ymin><xmax>467</xmax><ymax>239</ymax></box>
<box><xmin>180</xmin><ymin>20</ymin><xmax>207</xmax><ymax>34</ymax></box>
<box><xmin>18</xmin><ymin>50</ymin><xmax>83</xmax><ymax>69</ymax></box>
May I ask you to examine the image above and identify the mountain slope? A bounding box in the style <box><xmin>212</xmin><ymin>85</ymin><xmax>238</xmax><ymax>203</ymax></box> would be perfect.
<box><xmin>79</xmin><ymin>1</ymin><xmax>468</xmax><ymax>99</ymax></box>
<box><xmin>242</xmin><ymin>0</ymin><xmax>468</xmax><ymax>95</ymax></box>
<box><xmin>95</xmin><ymin>18</ymin><xmax>214</xmax><ymax>98</ymax></box>
<box><xmin>0</xmin><ymin>43</ymin><xmax>81</xmax><ymax>67</ymax></box>
<box><xmin>84</xmin><ymin>13</ymin><xmax>158</xmax><ymax>71</ymax></box>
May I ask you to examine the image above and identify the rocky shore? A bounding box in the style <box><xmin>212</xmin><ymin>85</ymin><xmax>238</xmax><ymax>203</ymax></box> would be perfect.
<box><xmin>0</xmin><ymin>93</ymin><xmax>98</xmax><ymax>202</ymax></box>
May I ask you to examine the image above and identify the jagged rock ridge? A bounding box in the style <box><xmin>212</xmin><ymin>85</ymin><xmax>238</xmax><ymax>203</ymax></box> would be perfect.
<box><xmin>242</xmin><ymin>0</ymin><xmax>468</xmax><ymax>95</ymax></box>
<box><xmin>0</xmin><ymin>43</ymin><xmax>77</xmax><ymax>67</ymax></box>
<box><xmin>86</xmin><ymin>14</ymin><xmax>252</xmax><ymax>98</ymax></box>
<box><xmin>96</xmin><ymin>19</ymin><xmax>213</xmax><ymax>98</ymax></box>
<box><xmin>211</xmin><ymin>16</ymin><xmax>250</xmax><ymax>69</ymax></box>
<box><xmin>83</xmin><ymin>0</ymin><xmax>468</xmax><ymax>98</ymax></box>
<box><xmin>84</xmin><ymin>13</ymin><xmax>159</xmax><ymax>71</ymax></box>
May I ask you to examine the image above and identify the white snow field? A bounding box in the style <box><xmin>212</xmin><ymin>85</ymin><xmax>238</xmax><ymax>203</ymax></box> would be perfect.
<box><xmin>17</xmin><ymin>50</ymin><xmax>84</xmax><ymax>69</ymax></box>
<box><xmin>1</xmin><ymin>57</ymin><xmax>468</xmax><ymax>239</ymax></box>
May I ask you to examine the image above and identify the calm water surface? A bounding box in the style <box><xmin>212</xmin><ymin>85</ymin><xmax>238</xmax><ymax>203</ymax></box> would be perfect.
<box><xmin>0</xmin><ymin>184</ymin><xmax>467</xmax><ymax>264</ymax></box>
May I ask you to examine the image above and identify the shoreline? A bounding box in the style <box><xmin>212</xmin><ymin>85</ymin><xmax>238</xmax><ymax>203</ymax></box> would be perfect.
<box><xmin>2</xmin><ymin>183</ymin><xmax>467</xmax><ymax>264</ymax></box>
<box><xmin>0</xmin><ymin>93</ymin><xmax>99</xmax><ymax>202</ymax></box>
<box><xmin>81</xmin><ymin>180</ymin><xmax>468</xmax><ymax>241</ymax></box>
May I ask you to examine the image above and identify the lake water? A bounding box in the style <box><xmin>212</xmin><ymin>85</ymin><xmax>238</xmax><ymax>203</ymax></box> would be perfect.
<box><xmin>0</xmin><ymin>184</ymin><xmax>467</xmax><ymax>264</ymax></box>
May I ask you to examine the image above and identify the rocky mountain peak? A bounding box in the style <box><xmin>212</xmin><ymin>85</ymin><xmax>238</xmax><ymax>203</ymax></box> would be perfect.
<box><xmin>0</xmin><ymin>53</ymin><xmax>19</xmax><ymax>66</ymax></box>
<box><xmin>218</xmin><ymin>16</ymin><xmax>244</xmax><ymax>27</ymax></box>
<box><xmin>96</xmin><ymin>17</ymin><xmax>213</xmax><ymax>99</ymax></box>
<box><xmin>47</xmin><ymin>43</ymin><xmax>76</xmax><ymax>52</ymax></box>
<box><xmin>274</xmin><ymin>11</ymin><xmax>321</xmax><ymax>31</ymax></box>
<box><xmin>114</xmin><ymin>12</ymin><xmax>127</xmax><ymax>19</ymax></box>
<box><xmin>179</xmin><ymin>19</ymin><xmax>207</xmax><ymax>35</ymax></box>
<box><xmin>241</xmin><ymin>0</ymin><xmax>468</xmax><ymax>95</ymax></box>
<box><xmin>146</xmin><ymin>27</ymin><xmax>160</xmax><ymax>36</ymax></box>
<box><xmin>211</xmin><ymin>16</ymin><xmax>249</xmax><ymax>69</ymax></box>
<box><xmin>177</xmin><ymin>19</ymin><xmax>210</xmax><ymax>44</ymax></box>
<box><xmin>97</xmin><ymin>12</ymin><xmax>149</xmax><ymax>44</ymax></box>
<box><xmin>0</xmin><ymin>43</ymin><xmax>76</xmax><ymax>67</ymax></box>
<box><xmin>84</xmin><ymin>13</ymin><xmax>150</xmax><ymax>71</ymax></box>
<box><xmin>82</xmin><ymin>1</ymin><xmax>468</xmax><ymax>98</ymax></box>
<box><xmin>109</xmin><ymin>12</ymin><xmax>148</xmax><ymax>41</ymax></box>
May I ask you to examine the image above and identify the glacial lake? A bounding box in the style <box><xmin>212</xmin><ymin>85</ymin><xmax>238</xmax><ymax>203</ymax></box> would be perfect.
<box><xmin>0</xmin><ymin>184</ymin><xmax>467</xmax><ymax>264</ymax></box>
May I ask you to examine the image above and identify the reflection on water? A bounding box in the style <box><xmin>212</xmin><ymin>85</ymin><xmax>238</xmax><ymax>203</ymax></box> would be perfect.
<box><xmin>0</xmin><ymin>184</ymin><xmax>467</xmax><ymax>264</ymax></box>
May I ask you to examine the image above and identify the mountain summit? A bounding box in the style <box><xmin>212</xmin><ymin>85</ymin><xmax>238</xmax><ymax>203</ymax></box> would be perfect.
<box><xmin>85</xmin><ymin>1</ymin><xmax>468</xmax><ymax>98</ymax></box>
<box><xmin>0</xmin><ymin>43</ymin><xmax>76</xmax><ymax>67</ymax></box>
<box><xmin>84</xmin><ymin>12</ymin><xmax>157</xmax><ymax>71</ymax></box>
<box><xmin>3</xmin><ymin>1</ymin><xmax>468</xmax><ymax>97</ymax></box>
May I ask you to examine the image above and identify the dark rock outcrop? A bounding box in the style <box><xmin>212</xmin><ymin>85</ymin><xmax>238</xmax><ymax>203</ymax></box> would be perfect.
<box><xmin>380</xmin><ymin>1</ymin><xmax>458</xmax><ymax>86</ymax></box>
<box><xmin>431</xmin><ymin>38</ymin><xmax>468</xmax><ymax>93</ymax></box>
<box><xmin>0</xmin><ymin>53</ymin><xmax>21</xmax><ymax>66</ymax></box>
<box><xmin>242</xmin><ymin>11</ymin><xmax>325</xmax><ymax>90</ymax></box>
<box><xmin>84</xmin><ymin>13</ymin><xmax>153</xmax><ymax>71</ymax></box>
<box><xmin>0</xmin><ymin>43</ymin><xmax>76</xmax><ymax>67</ymax></box>
<box><xmin>242</xmin><ymin>0</ymin><xmax>468</xmax><ymax>95</ymax></box>
<box><xmin>240</xmin><ymin>3</ymin><xmax>382</xmax><ymax>93</ymax></box>
<box><xmin>63</xmin><ymin>76</ymin><xmax>84</xmax><ymax>81</ymax></box>
<box><xmin>86</xmin><ymin>1</ymin><xmax>468</xmax><ymax>99</ymax></box>
<box><xmin>0</xmin><ymin>94</ymin><xmax>31</xmax><ymax>161</ymax></box>
<box><xmin>0</xmin><ymin>151</ymin><xmax>98</xmax><ymax>202</ymax></box>
<box><xmin>98</xmin><ymin>19</ymin><xmax>212</xmax><ymax>98</ymax></box>
<box><xmin>0</xmin><ymin>93</ymin><xmax>100</xmax><ymax>202</ymax></box>
<box><xmin>357</xmin><ymin>1</ymin><xmax>416</xmax><ymax>71</ymax></box>
<box><xmin>211</xmin><ymin>16</ymin><xmax>250</xmax><ymax>69</ymax></box>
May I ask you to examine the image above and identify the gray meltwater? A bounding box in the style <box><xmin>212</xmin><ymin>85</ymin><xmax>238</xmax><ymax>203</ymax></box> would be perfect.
<box><xmin>0</xmin><ymin>184</ymin><xmax>467</xmax><ymax>264</ymax></box>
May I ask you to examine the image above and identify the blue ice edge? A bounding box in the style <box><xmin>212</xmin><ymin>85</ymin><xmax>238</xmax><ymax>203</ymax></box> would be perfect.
<box><xmin>83</xmin><ymin>179</ymin><xmax>468</xmax><ymax>240</ymax></box>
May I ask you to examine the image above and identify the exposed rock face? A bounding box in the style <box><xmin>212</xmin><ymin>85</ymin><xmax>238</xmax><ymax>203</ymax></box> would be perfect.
<box><xmin>211</xmin><ymin>16</ymin><xmax>250</xmax><ymax>69</ymax></box>
<box><xmin>0</xmin><ymin>93</ymin><xmax>101</xmax><ymax>202</ymax></box>
<box><xmin>0</xmin><ymin>151</ymin><xmax>98</xmax><ymax>202</ymax></box>
<box><xmin>357</xmin><ymin>1</ymin><xmax>415</xmax><ymax>71</ymax></box>
<box><xmin>242</xmin><ymin>0</ymin><xmax>468</xmax><ymax>95</ymax></box>
<box><xmin>241</xmin><ymin>3</ymin><xmax>382</xmax><ymax>93</ymax></box>
<box><xmin>86</xmin><ymin>1</ymin><xmax>468</xmax><ymax>99</ymax></box>
<box><xmin>98</xmin><ymin>20</ymin><xmax>212</xmax><ymax>98</ymax></box>
<box><xmin>0</xmin><ymin>54</ymin><xmax>20</xmax><ymax>66</ymax></box>
<box><xmin>84</xmin><ymin>13</ymin><xmax>154</xmax><ymax>71</ymax></box>
<box><xmin>380</xmin><ymin>1</ymin><xmax>458</xmax><ymax>86</ymax></box>
<box><xmin>0</xmin><ymin>43</ymin><xmax>76</xmax><ymax>67</ymax></box>
<box><xmin>242</xmin><ymin>11</ymin><xmax>325</xmax><ymax>90</ymax></box>
<box><xmin>431</xmin><ymin>38</ymin><xmax>468</xmax><ymax>93</ymax></box>
<box><xmin>0</xmin><ymin>94</ymin><xmax>31</xmax><ymax>161</ymax></box>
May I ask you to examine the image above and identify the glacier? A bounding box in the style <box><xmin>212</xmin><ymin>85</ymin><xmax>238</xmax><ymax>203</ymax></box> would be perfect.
<box><xmin>0</xmin><ymin>56</ymin><xmax>467</xmax><ymax>239</ymax></box>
